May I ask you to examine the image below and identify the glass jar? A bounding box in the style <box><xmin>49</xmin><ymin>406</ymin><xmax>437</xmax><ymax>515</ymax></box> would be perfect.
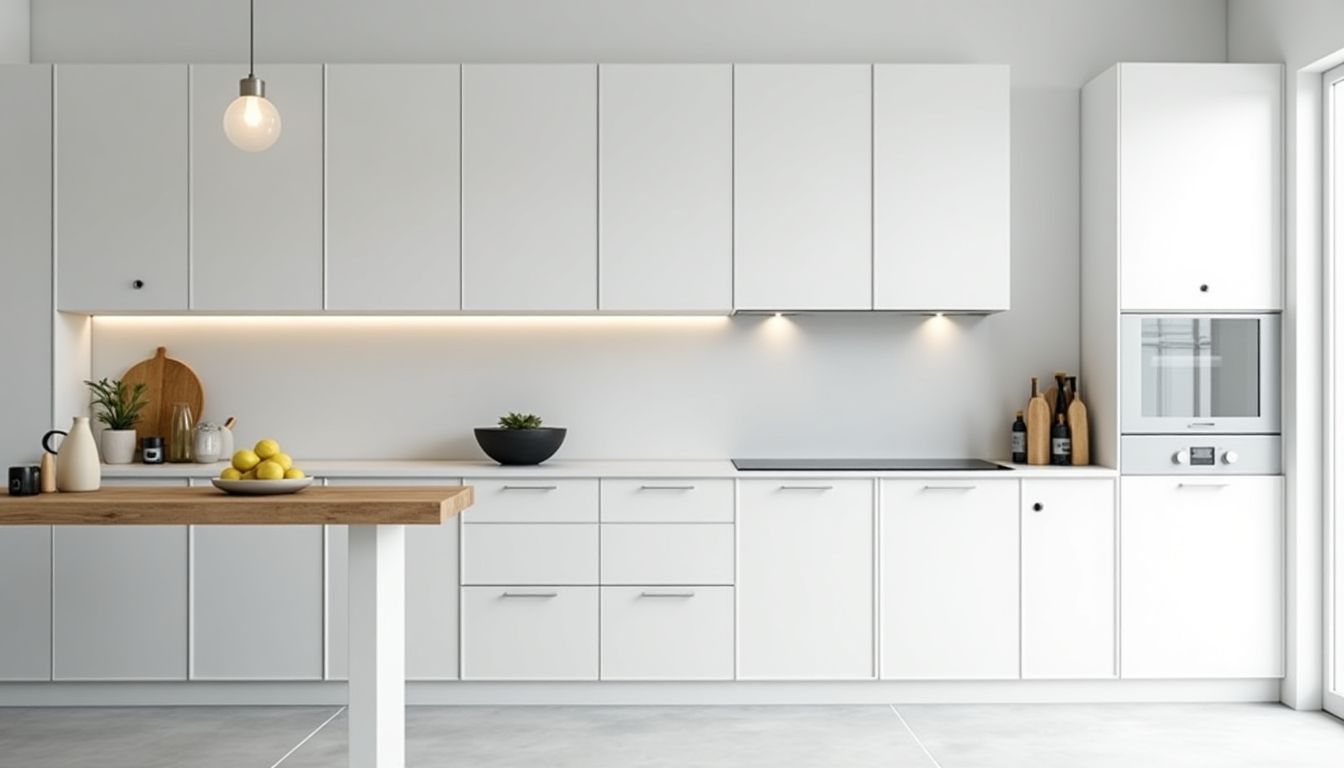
<box><xmin>193</xmin><ymin>423</ymin><xmax>222</xmax><ymax>464</ymax></box>
<box><xmin>168</xmin><ymin>402</ymin><xmax>195</xmax><ymax>463</ymax></box>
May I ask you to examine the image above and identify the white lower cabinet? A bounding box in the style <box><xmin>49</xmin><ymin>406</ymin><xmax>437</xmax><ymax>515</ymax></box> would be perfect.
<box><xmin>461</xmin><ymin>524</ymin><xmax>598</xmax><ymax>585</ymax></box>
<box><xmin>0</xmin><ymin>527</ymin><xmax>52</xmax><ymax>680</ymax></box>
<box><xmin>1020</xmin><ymin>479</ymin><xmax>1116</xmax><ymax>679</ymax></box>
<box><xmin>880</xmin><ymin>479</ymin><xmax>1018</xmax><ymax>680</ymax></box>
<box><xmin>326</xmin><ymin>478</ymin><xmax>461</xmax><ymax>681</ymax></box>
<box><xmin>600</xmin><ymin>586</ymin><xmax>734</xmax><ymax>680</ymax></box>
<box><xmin>190</xmin><ymin>525</ymin><xmax>324</xmax><ymax>680</ymax></box>
<box><xmin>601</xmin><ymin>524</ymin><xmax>734</xmax><ymax>585</ymax></box>
<box><xmin>1120</xmin><ymin>476</ymin><xmax>1284</xmax><ymax>679</ymax></box>
<box><xmin>462</xmin><ymin>586</ymin><xmax>599</xmax><ymax>680</ymax></box>
<box><xmin>737</xmin><ymin>479</ymin><xmax>874</xmax><ymax>680</ymax></box>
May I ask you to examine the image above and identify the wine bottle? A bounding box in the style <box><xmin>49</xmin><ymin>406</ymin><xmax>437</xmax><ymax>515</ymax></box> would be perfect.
<box><xmin>1050</xmin><ymin>413</ymin><xmax>1072</xmax><ymax>466</ymax></box>
<box><xmin>1053</xmin><ymin>372</ymin><xmax>1069</xmax><ymax>421</ymax></box>
<box><xmin>1011</xmin><ymin>411</ymin><xmax>1027</xmax><ymax>464</ymax></box>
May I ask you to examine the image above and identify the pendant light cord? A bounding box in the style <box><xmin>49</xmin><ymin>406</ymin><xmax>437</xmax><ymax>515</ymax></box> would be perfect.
<box><xmin>248</xmin><ymin>0</ymin><xmax>255</xmax><ymax>77</ymax></box>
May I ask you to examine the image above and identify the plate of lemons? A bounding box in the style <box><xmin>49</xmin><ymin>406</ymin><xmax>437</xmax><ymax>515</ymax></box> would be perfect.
<box><xmin>211</xmin><ymin>438</ymin><xmax>313</xmax><ymax>496</ymax></box>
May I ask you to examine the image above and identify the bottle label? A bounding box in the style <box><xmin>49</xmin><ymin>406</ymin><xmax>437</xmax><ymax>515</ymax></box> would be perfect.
<box><xmin>1011</xmin><ymin>433</ymin><xmax>1026</xmax><ymax>453</ymax></box>
<box><xmin>1052</xmin><ymin>438</ymin><xmax>1071</xmax><ymax>456</ymax></box>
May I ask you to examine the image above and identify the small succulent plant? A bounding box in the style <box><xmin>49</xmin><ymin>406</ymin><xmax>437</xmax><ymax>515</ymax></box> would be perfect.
<box><xmin>497</xmin><ymin>412</ymin><xmax>545</xmax><ymax>430</ymax></box>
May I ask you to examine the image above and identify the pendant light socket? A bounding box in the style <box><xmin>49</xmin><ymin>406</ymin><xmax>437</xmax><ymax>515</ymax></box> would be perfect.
<box><xmin>239</xmin><ymin>75</ymin><xmax>265</xmax><ymax>98</ymax></box>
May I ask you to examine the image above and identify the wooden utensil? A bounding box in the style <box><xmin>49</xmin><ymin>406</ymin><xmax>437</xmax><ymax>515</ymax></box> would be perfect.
<box><xmin>1026</xmin><ymin>377</ymin><xmax>1050</xmax><ymax>465</ymax></box>
<box><xmin>120</xmin><ymin>347</ymin><xmax>205</xmax><ymax>445</ymax></box>
<box><xmin>1068</xmin><ymin>376</ymin><xmax>1090</xmax><ymax>466</ymax></box>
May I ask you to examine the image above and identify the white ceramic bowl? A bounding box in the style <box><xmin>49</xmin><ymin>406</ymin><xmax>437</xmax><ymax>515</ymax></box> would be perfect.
<box><xmin>211</xmin><ymin>477</ymin><xmax>314</xmax><ymax>496</ymax></box>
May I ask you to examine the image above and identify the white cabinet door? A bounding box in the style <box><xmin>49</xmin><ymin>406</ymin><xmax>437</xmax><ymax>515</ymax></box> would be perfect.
<box><xmin>326</xmin><ymin>64</ymin><xmax>461</xmax><ymax>311</ymax></box>
<box><xmin>190</xmin><ymin>526</ymin><xmax>324</xmax><ymax>679</ymax></box>
<box><xmin>326</xmin><ymin>478</ymin><xmax>461</xmax><ymax>681</ymax></box>
<box><xmin>738</xmin><ymin>479</ymin><xmax>874</xmax><ymax>679</ymax></box>
<box><xmin>460</xmin><ymin>524</ymin><xmax>599</xmax><ymax>585</ymax></box>
<box><xmin>734</xmin><ymin>65</ymin><xmax>872</xmax><ymax>310</ymax></box>
<box><xmin>461</xmin><ymin>65</ymin><xmax>596</xmax><ymax>310</ymax></box>
<box><xmin>599</xmin><ymin>64</ymin><xmax>732</xmax><ymax>311</ymax></box>
<box><xmin>1118</xmin><ymin>64</ymin><xmax>1282</xmax><ymax>311</ymax></box>
<box><xmin>0</xmin><ymin>527</ymin><xmax>51</xmax><ymax>680</ymax></box>
<box><xmin>56</xmin><ymin>65</ymin><xmax>188</xmax><ymax>311</ymax></box>
<box><xmin>1021</xmin><ymin>479</ymin><xmax>1116</xmax><ymax>679</ymax></box>
<box><xmin>874</xmin><ymin>65</ymin><xmax>1010</xmax><ymax>311</ymax></box>
<box><xmin>191</xmin><ymin>64</ymin><xmax>323</xmax><ymax>310</ymax></box>
<box><xmin>881</xmin><ymin>479</ymin><xmax>1019</xmax><ymax>679</ymax></box>
<box><xmin>1121</xmin><ymin>476</ymin><xmax>1284</xmax><ymax>678</ymax></box>
<box><xmin>53</xmin><ymin>523</ymin><xmax>188</xmax><ymax>680</ymax></box>
<box><xmin>600</xmin><ymin>586</ymin><xmax>734</xmax><ymax>680</ymax></box>
<box><xmin>461</xmin><ymin>586</ymin><xmax>598</xmax><ymax>680</ymax></box>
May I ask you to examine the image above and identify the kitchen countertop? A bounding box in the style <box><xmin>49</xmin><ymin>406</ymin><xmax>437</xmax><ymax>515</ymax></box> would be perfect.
<box><xmin>101</xmin><ymin>459</ymin><xmax>1118</xmax><ymax>480</ymax></box>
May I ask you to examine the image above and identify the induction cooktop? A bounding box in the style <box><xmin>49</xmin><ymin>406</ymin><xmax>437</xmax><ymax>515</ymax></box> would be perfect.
<box><xmin>730</xmin><ymin>459</ymin><xmax>1010</xmax><ymax>471</ymax></box>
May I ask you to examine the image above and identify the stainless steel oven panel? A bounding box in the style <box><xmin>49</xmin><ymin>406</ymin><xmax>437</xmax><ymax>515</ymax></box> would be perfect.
<box><xmin>1121</xmin><ymin>314</ymin><xmax>1280</xmax><ymax>435</ymax></box>
<box><xmin>1120</xmin><ymin>435</ymin><xmax>1282</xmax><ymax>475</ymax></box>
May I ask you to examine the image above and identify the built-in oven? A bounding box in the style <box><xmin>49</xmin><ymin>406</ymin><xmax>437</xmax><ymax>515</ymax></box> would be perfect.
<box><xmin>1120</xmin><ymin>314</ymin><xmax>1280</xmax><ymax>436</ymax></box>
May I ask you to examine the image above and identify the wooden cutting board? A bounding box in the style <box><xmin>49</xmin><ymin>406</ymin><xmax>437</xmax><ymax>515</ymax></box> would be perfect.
<box><xmin>120</xmin><ymin>347</ymin><xmax>205</xmax><ymax>444</ymax></box>
<box><xmin>1026</xmin><ymin>377</ymin><xmax>1051</xmax><ymax>465</ymax></box>
<box><xmin>1068</xmin><ymin>385</ymin><xmax>1091</xmax><ymax>466</ymax></box>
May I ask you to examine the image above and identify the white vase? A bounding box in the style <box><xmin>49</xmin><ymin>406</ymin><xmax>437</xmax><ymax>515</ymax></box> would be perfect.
<box><xmin>55</xmin><ymin>416</ymin><xmax>101</xmax><ymax>492</ymax></box>
<box><xmin>101</xmin><ymin>429</ymin><xmax>138</xmax><ymax>465</ymax></box>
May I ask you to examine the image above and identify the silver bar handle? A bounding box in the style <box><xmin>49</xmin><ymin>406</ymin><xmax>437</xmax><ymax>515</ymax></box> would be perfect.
<box><xmin>1178</xmin><ymin>481</ymin><xmax>1230</xmax><ymax>489</ymax></box>
<box><xmin>639</xmin><ymin>485</ymin><xmax>697</xmax><ymax>491</ymax></box>
<box><xmin>501</xmin><ymin>591</ymin><xmax>559</xmax><ymax>598</ymax></box>
<box><xmin>1187</xmin><ymin>422</ymin><xmax>1217</xmax><ymax>428</ymax></box>
<box><xmin>501</xmin><ymin>485</ymin><xmax>559</xmax><ymax>491</ymax></box>
<box><xmin>639</xmin><ymin>591</ymin><xmax>696</xmax><ymax>598</ymax></box>
<box><xmin>779</xmin><ymin>485</ymin><xmax>834</xmax><ymax>491</ymax></box>
<box><xmin>923</xmin><ymin>484</ymin><xmax>977</xmax><ymax>491</ymax></box>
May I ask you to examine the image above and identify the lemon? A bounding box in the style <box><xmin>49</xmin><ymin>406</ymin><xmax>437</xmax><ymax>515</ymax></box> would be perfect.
<box><xmin>232</xmin><ymin>449</ymin><xmax>261</xmax><ymax>472</ymax></box>
<box><xmin>254</xmin><ymin>439</ymin><xmax>281</xmax><ymax>460</ymax></box>
<box><xmin>242</xmin><ymin>468</ymin><xmax>258</xmax><ymax>480</ymax></box>
<box><xmin>255</xmin><ymin>460</ymin><xmax>285</xmax><ymax>481</ymax></box>
<box><xmin>284</xmin><ymin>468</ymin><xmax>306</xmax><ymax>480</ymax></box>
<box><xmin>271</xmin><ymin>452</ymin><xmax>294</xmax><ymax>471</ymax></box>
<box><xmin>219</xmin><ymin>467</ymin><xmax>242</xmax><ymax>481</ymax></box>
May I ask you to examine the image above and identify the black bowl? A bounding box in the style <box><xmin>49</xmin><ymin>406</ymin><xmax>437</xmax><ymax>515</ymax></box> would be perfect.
<box><xmin>474</xmin><ymin>427</ymin><xmax>567</xmax><ymax>466</ymax></box>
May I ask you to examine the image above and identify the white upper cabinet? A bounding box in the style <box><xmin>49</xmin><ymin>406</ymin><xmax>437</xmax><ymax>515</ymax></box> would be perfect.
<box><xmin>599</xmin><ymin>65</ymin><xmax>732</xmax><ymax>312</ymax></box>
<box><xmin>56</xmin><ymin>65</ymin><xmax>189</xmax><ymax>312</ymax></box>
<box><xmin>734</xmin><ymin>65</ymin><xmax>872</xmax><ymax>311</ymax></box>
<box><xmin>873</xmin><ymin>65</ymin><xmax>1010</xmax><ymax>311</ymax></box>
<box><xmin>1020</xmin><ymin>479</ymin><xmax>1116</xmax><ymax>679</ymax></box>
<box><xmin>462</xmin><ymin>64</ymin><xmax>597</xmax><ymax>311</ymax></box>
<box><xmin>880</xmin><ymin>479</ymin><xmax>1019</xmax><ymax>679</ymax></box>
<box><xmin>191</xmin><ymin>64</ymin><xmax>324</xmax><ymax>310</ymax></box>
<box><xmin>326</xmin><ymin>65</ymin><xmax>461</xmax><ymax>311</ymax></box>
<box><xmin>1114</xmin><ymin>64</ymin><xmax>1282</xmax><ymax>311</ymax></box>
<box><xmin>738</xmin><ymin>479</ymin><xmax>874</xmax><ymax>679</ymax></box>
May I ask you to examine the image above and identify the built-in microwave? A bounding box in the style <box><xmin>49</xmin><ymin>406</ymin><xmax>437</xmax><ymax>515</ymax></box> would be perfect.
<box><xmin>1120</xmin><ymin>314</ymin><xmax>1280</xmax><ymax>435</ymax></box>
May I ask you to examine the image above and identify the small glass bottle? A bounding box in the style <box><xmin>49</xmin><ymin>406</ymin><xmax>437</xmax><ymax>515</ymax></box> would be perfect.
<box><xmin>194</xmin><ymin>423</ymin><xmax>222</xmax><ymax>464</ymax></box>
<box><xmin>168</xmin><ymin>402</ymin><xmax>195</xmax><ymax>463</ymax></box>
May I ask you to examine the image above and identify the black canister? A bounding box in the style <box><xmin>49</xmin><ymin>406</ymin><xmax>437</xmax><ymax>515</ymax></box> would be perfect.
<box><xmin>8</xmin><ymin>466</ymin><xmax>40</xmax><ymax>496</ymax></box>
<box><xmin>142</xmin><ymin>436</ymin><xmax>166</xmax><ymax>464</ymax></box>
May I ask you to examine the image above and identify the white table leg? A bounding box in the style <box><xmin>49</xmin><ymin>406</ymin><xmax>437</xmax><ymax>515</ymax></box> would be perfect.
<box><xmin>348</xmin><ymin>524</ymin><xmax>406</xmax><ymax>768</ymax></box>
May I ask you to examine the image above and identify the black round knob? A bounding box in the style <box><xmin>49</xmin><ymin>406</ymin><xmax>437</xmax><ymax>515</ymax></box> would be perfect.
<box><xmin>1199</xmin><ymin>284</ymin><xmax>1209</xmax><ymax>293</ymax></box>
<box><xmin>1032</xmin><ymin>502</ymin><xmax>1044</xmax><ymax>512</ymax></box>
<box><xmin>131</xmin><ymin>279</ymin><xmax>145</xmax><ymax>290</ymax></box>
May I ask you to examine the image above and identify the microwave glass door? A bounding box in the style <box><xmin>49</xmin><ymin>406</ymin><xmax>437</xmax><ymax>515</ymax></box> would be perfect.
<box><xmin>1139</xmin><ymin>317</ymin><xmax>1260</xmax><ymax>420</ymax></box>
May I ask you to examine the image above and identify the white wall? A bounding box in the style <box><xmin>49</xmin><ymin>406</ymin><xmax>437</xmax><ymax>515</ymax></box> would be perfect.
<box><xmin>1229</xmin><ymin>0</ymin><xmax>1344</xmax><ymax>713</ymax></box>
<box><xmin>0</xmin><ymin>0</ymin><xmax>27</xmax><ymax>62</ymax></box>
<box><xmin>61</xmin><ymin>0</ymin><xmax>1230</xmax><ymax>462</ymax></box>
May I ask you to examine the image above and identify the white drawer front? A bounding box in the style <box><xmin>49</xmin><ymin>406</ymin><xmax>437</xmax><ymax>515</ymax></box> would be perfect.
<box><xmin>600</xmin><ymin>479</ymin><xmax>734</xmax><ymax>522</ymax></box>
<box><xmin>601</xmin><ymin>524</ymin><xmax>734</xmax><ymax>585</ymax></box>
<box><xmin>600</xmin><ymin>586</ymin><xmax>734</xmax><ymax>680</ymax></box>
<box><xmin>462</xmin><ymin>524</ymin><xmax>598</xmax><ymax>585</ymax></box>
<box><xmin>461</xmin><ymin>479</ymin><xmax>598</xmax><ymax>523</ymax></box>
<box><xmin>461</xmin><ymin>586</ymin><xmax>598</xmax><ymax>680</ymax></box>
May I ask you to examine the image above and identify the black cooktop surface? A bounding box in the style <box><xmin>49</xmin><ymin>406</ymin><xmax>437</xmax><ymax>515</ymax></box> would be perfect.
<box><xmin>731</xmin><ymin>459</ymin><xmax>1010</xmax><ymax>472</ymax></box>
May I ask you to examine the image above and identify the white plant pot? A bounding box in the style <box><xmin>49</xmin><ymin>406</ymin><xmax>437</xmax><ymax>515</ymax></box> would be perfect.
<box><xmin>101</xmin><ymin>429</ymin><xmax>138</xmax><ymax>465</ymax></box>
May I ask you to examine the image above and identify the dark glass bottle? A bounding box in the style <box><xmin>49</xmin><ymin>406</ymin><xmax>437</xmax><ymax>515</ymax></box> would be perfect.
<box><xmin>1050</xmin><ymin>413</ymin><xmax>1072</xmax><ymax>466</ymax></box>
<box><xmin>1011</xmin><ymin>411</ymin><xmax>1027</xmax><ymax>464</ymax></box>
<box><xmin>1054</xmin><ymin>372</ymin><xmax>1069</xmax><ymax>418</ymax></box>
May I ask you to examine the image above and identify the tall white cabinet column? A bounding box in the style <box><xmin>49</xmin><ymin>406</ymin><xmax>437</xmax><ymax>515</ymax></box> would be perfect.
<box><xmin>462</xmin><ymin>65</ymin><xmax>597</xmax><ymax>311</ymax></box>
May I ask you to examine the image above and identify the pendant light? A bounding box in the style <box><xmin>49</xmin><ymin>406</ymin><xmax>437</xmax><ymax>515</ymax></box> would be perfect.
<box><xmin>223</xmin><ymin>0</ymin><xmax>281</xmax><ymax>152</ymax></box>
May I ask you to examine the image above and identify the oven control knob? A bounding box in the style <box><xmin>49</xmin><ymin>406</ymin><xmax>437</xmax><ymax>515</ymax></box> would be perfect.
<box><xmin>1173</xmin><ymin>450</ymin><xmax>1189</xmax><ymax>465</ymax></box>
<box><xmin>1222</xmin><ymin>451</ymin><xmax>1239</xmax><ymax>465</ymax></box>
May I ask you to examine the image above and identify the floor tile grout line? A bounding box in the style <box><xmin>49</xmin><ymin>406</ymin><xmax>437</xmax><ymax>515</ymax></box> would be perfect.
<box><xmin>270</xmin><ymin>706</ymin><xmax>345</xmax><ymax>768</ymax></box>
<box><xmin>889</xmin><ymin>704</ymin><xmax>944</xmax><ymax>768</ymax></box>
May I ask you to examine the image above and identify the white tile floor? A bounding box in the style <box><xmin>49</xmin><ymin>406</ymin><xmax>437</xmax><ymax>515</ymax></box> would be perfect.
<box><xmin>0</xmin><ymin>703</ymin><xmax>1340</xmax><ymax>767</ymax></box>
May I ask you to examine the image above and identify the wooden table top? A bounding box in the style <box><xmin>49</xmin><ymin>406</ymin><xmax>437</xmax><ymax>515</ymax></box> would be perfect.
<box><xmin>0</xmin><ymin>486</ymin><xmax>474</xmax><ymax>526</ymax></box>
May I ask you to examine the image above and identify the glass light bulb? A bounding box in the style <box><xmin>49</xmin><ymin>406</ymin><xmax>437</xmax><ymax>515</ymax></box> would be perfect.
<box><xmin>223</xmin><ymin>95</ymin><xmax>282</xmax><ymax>152</ymax></box>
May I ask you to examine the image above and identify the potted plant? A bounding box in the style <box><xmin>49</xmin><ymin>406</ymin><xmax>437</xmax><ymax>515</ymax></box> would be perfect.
<box><xmin>474</xmin><ymin>412</ymin><xmax>567</xmax><ymax>466</ymax></box>
<box><xmin>85</xmin><ymin>378</ymin><xmax>149</xmax><ymax>465</ymax></box>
